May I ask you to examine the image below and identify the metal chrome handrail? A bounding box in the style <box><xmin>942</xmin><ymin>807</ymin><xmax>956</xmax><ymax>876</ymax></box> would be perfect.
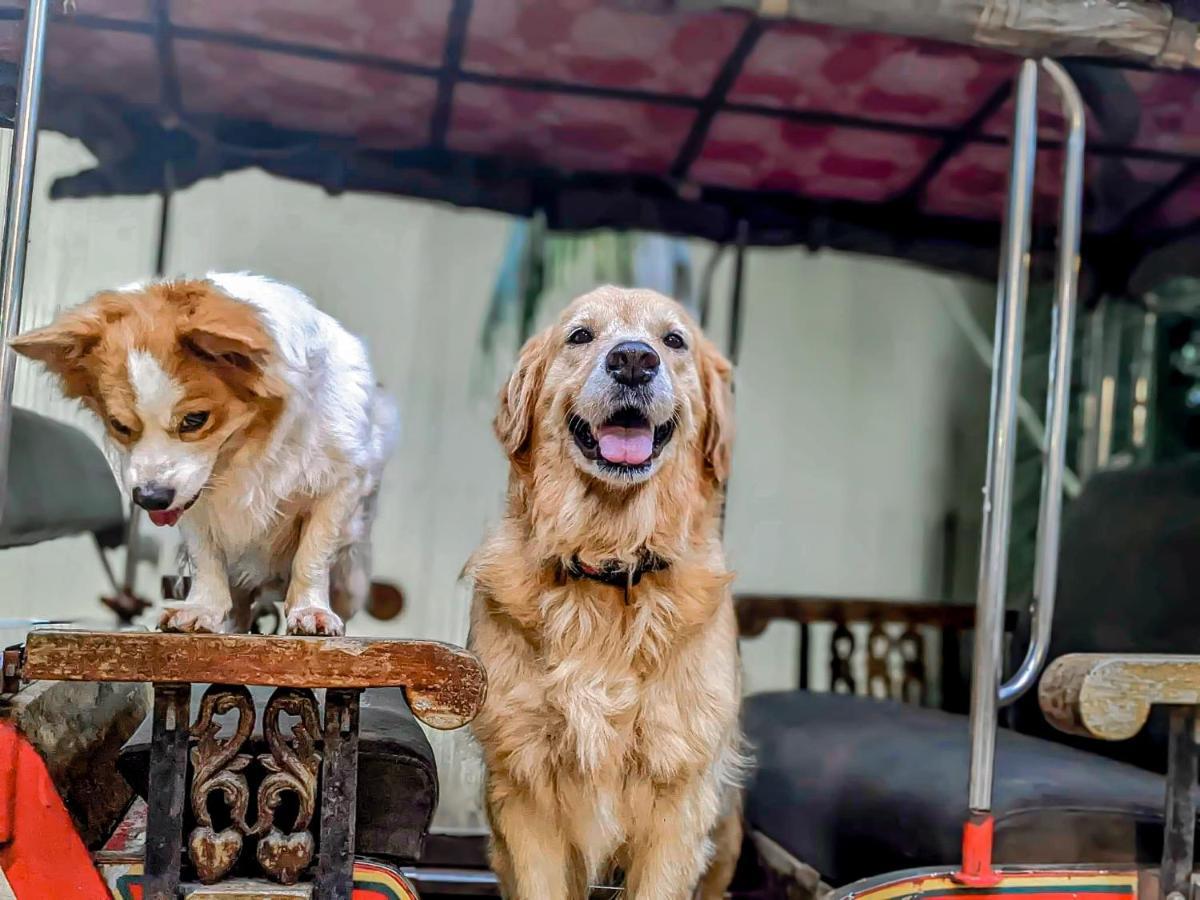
<box><xmin>0</xmin><ymin>0</ymin><xmax>52</xmax><ymax>525</ymax></box>
<box><xmin>966</xmin><ymin>58</ymin><xmax>1086</xmax><ymax>815</ymax></box>
<box><xmin>998</xmin><ymin>59</ymin><xmax>1086</xmax><ymax>707</ymax></box>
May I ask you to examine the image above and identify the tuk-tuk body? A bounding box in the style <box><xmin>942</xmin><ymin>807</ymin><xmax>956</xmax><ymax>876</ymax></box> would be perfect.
<box><xmin>1</xmin><ymin>0</ymin><xmax>1199</xmax><ymax>897</ymax></box>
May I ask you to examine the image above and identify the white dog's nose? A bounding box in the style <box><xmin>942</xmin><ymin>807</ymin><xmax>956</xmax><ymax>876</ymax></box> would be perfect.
<box><xmin>132</xmin><ymin>484</ymin><xmax>175</xmax><ymax>511</ymax></box>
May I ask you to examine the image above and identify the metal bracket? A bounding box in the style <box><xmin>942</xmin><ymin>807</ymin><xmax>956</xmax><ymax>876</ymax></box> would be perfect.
<box><xmin>0</xmin><ymin>646</ymin><xmax>22</xmax><ymax>696</ymax></box>
<box><xmin>1162</xmin><ymin>706</ymin><xmax>1198</xmax><ymax>898</ymax></box>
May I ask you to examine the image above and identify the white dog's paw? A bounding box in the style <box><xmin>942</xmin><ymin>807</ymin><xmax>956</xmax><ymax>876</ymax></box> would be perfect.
<box><xmin>285</xmin><ymin>605</ymin><xmax>345</xmax><ymax>637</ymax></box>
<box><xmin>160</xmin><ymin>603</ymin><xmax>226</xmax><ymax>634</ymax></box>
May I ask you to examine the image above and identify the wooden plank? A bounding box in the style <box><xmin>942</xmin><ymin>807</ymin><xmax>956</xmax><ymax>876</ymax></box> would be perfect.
<box><xmin>187</xmin><ymin>882</ymin><xmax>312</xmax><ymax>898</ymax></box>
<box><xmin>21</xmin><ymin>630</ymin><xmax>486</xmax><ymax>730</ymax></box>
<box><xmin>1040</xmin><ymin>653</ymin><xmax>1200</xmax><ymax>741</ymax></box>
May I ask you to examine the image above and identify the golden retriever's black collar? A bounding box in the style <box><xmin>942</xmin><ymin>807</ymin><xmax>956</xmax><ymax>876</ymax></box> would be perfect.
<box><xmin>564</xmin><ymin>551</ymin><xmax>670</xmax><ymax>589</ymax></box>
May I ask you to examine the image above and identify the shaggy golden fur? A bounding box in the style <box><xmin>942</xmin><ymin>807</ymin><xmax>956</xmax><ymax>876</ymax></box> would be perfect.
<box><xmin>468</xmin><ymin>286</ymin><xmax>744</xmax><ymax>899</ymax></box>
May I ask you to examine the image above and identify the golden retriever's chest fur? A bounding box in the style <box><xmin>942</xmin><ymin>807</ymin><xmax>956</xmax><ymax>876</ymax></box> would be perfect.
<box><xmin>471</xmin><ymin>569</ymin><xmax>741</xmax><ymax>790</ymax></box>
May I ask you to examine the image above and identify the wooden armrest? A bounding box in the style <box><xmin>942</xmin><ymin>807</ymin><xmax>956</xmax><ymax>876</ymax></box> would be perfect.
<box><xmin>1040</xmin><ymin>654</ymin><xmax>1200</xmax><ymax>741</ymax></box>
<box><xmin>735</xmin><ymin>594</ymin><xmax>1004</xmax><ymax>638</ymax></box>
<box><xmin>20</xmin><ymin>630</ymin><xmax>486</xmax><ymax>730</ymax></box>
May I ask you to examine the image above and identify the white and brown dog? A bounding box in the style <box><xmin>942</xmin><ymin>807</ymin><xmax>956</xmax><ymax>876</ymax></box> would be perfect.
<box><xmin>11</xmin><ymin>273</ymin><xmax>395</xmax><ymax>636</ymax></box>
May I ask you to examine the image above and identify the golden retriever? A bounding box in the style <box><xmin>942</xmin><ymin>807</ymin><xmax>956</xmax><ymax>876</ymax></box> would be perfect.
<box><xmin>467</xmin><ymin>286</ymin><xmax>744</xmax><ymax>899</ymax></box>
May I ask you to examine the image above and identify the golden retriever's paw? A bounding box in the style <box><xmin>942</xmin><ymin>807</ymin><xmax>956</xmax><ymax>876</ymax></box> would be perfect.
<box><xmin>160</xmin><ymin>603</ymin><xmax>226</xmax><ymax>634</ymax></box>
<box><xmin>286</xmin><ymin>605</ymin><xmax>345</xmax><ymax>636</ymax></box>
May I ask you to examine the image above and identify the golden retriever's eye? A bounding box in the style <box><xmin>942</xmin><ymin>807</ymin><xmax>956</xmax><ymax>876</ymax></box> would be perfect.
<box><xmin>108</xmin><ymin>417</ymin><xmax>132</xmax><ymax>437</ymax></box>
<box><xmin>567</xmin><ymin>327</ymin><xmax>594</xmax><ymax>345</ymax></box>
<box><xmin>179</xmin><ymin>411</ymin><xmax>210</xmax><ymax>433</ymax></box>
<box><xmin>663</xmin><ymin>331</ymin><xmax>687</xmax><ymax>350</ymax></box>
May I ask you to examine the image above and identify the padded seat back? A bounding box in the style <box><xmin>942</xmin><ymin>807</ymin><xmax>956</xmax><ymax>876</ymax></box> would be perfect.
<box><xmin>0</xmin><ymin>408</ymin><xmax>124</xmax><ymax>549</ymax></box>
<box><xmin>1009</xmin><ymin>457</ymin><xmax>1200</xmax><ymax>771</ymax></box>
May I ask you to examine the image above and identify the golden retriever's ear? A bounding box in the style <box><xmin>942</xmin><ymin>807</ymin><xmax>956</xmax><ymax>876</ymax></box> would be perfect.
<box><xmin>8</xmin><ymin>304</ymin><xmax>107</xmax><ymax>400</ymax></box>
<box><xmin>699</xmin><ymin>338</ymin><xmax>734</xmax><ymax>483</ymax></box>
<box><xmin>495</xmin><ymin>330</ymin><xmax>553</xmax><ymax>464</ymax></box>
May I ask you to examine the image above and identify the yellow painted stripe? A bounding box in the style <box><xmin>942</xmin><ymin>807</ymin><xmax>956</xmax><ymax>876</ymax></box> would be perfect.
<box><xmin>855</xmin><ymin>871</ymin><xmax>1137</xmax><ymax>900</ymax></box>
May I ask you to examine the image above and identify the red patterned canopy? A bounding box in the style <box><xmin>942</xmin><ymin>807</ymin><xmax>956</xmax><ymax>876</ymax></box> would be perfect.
<box><xmin>1</xmin><ymin>0</ymin><xmax>1198</xmax><ymax>291</ymax></box>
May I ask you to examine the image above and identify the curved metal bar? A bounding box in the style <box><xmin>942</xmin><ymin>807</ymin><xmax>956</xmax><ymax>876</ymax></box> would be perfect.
<box><xmin>966</xmin><ymin>58</ymin><xmax>1039</xmax><ymax>815</ymax></box>
<box><xmin>0</xmin><ymin>0</ymin><xmax>52</xmax><ymax>524</ymax></box>
<box><xmin>998</xmin><ymin>58</ymin><xmax>1086</xmax><ymax>707</ymax></box>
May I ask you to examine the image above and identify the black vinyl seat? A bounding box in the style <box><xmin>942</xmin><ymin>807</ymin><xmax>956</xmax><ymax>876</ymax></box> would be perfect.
<box><xmin>744</xmin><ymin>691</ymin><xmax>1168</xmax><ymax>887</ymax></box>
<box><xmin>118</xmin><ymin>686</ymin><xmax>438</xmax><ymax>862</ymax></box>
<box><xmin>745</xmin><ymin>458</ymin><xmax>1200</xmax><ymax>886</ymax></box>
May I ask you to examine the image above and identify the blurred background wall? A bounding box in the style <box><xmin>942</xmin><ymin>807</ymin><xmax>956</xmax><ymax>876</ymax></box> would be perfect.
<box><xmin>0</xmin><ymin>132</ymin><xmax>993</xmax><ymax>826</ymax></box>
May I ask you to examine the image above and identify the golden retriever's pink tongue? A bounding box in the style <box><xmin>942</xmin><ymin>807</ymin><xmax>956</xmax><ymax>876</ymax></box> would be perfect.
<box><xmin>148</xmin><ymin>509</ymin><xmax>182</xmax><ymax>527</ymax></box>
<box><xmin>597</xmin><ymin>425</ymin><xmax>653</xmax><ymax>465</ymax></box>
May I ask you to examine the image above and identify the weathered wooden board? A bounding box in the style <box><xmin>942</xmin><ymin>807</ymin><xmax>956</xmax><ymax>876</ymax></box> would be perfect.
<box><xmin>1040</xmin><ymin>653</ymin><xmax>1200</xmax><ymax>741</ymax></box>
<box><xmin>22</xmin><ymin>631</ymin><xmax>486</xmax><ymax>730</ymax></box>
<box><xmin>186</xmin><ymin>881</ymin><xmax>312</xmax><ymax>898</ymax></box>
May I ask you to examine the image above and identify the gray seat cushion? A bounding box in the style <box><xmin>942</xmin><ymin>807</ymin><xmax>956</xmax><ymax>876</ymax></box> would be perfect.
<box><xmin>118</xmin><ymin>686</ymin><xmax>438</xmax><ymax>863</ymax></box>
<box><xmin>745</xmin><ymin>691</ymin><xmax>1167</xmax><ymax>887</ymax></box>
<box><xmin>0</xmin><ymin>408</ymin><xmax>124</xmax><ymax>548</ymax></box>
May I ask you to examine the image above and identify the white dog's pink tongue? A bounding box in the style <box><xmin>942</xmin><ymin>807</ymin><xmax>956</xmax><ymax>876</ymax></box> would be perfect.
<box><xmin>597</xmin><ymin>425</ymin><xmax>653</xmax><ymax>465</ymax></box>
<box><xmin>148</xmin><ymin>509</ymin><xmax>182</xmax><ymax>527</ymax></box>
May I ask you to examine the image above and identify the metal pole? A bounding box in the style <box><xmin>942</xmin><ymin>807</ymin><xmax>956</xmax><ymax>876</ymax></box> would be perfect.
<box><xmin>0</xmin><ymin>0</ymin><xmax>52</xmax><ymax>524</ymax></box>
<box><xmin>998</xmin><ymin>58</ymin><xmax>1085</xmax><ymax>706</ymax></box>
<box><xmin>966</xmin><ymin>59</ymin><xmax>1038</xmax><ymax>815</ymax></box>
<box><xmin>1161</xmin><ymin>706</ymin><xmax>1198</xmax><ymax>898</ymax></box>
<box><xmin>727</xmin><ymin>218</ymin><xmax>748</xmax><ymax>366</ymax></box>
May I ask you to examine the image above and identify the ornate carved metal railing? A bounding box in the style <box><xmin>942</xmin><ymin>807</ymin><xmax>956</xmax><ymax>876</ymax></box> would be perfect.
<box><xmin>737</xmin><ymin>595</ymin><xmax>1018</xmax><ymax>712</ymax></box>
<box><xmin>15</xmin><ymin>630</ymin><xmax>486</xmax><ymax>900</ymax></box>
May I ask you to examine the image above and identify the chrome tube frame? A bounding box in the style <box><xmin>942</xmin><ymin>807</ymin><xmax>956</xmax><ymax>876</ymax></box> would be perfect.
<box><xmin>0</xmin><ymin>0</ymin><xmax>52</xmax><ymax>524</ymax></box>
<box><xmin>966</xmin><ymin>58</ymin><xmax>1038</xmax><ymax>813</ymax></box>
<box><xmin>966</xmin><ymin>58</ymin><xmax>1086</xmax><ymax>813</ymax></box>
<box><xmin>998</xmin><ymin>59</ymin><xmax>1086</xmax><ymax>707</ymax></box>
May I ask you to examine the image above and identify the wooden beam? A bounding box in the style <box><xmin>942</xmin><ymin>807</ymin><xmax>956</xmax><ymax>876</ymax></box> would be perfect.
<box><xmin>21</xmin><ymin>631</ymin><xmax>486</xmax><ymax>731</ymax></box>
<box><xmin>735</xmin><ymin>594</ymin><xmax>1019</xmax><ymax>636</ymax></box>
<box><xmin>1040</xmin><ymin>653</ymin><xmax>1200</xmax><ymax>741</ymax></box>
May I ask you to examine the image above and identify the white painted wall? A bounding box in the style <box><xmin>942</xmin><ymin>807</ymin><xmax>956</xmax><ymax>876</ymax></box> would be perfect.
<box><xmin>0</xmin><ymin>134</ymin><xmax>992</xmax><ymax>827</ymax></box>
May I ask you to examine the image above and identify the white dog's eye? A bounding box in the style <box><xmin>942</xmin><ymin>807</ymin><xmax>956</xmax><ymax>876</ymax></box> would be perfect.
<box><xmin>179</xmin><ymin>411</ymin><xmax>210</xmax><ymax>433</ymax></box>
<box><xmin>567</xmin><ymin>327</ymin><xmax>593</xmax><ymax>345</ymax></box>
<box><xmin>109</xmin><ymin>417</ymin><xmax>133</xmax><ymax>437</ymax></box>
<box><xmin>663</xmin><ymin>332</ymin><xmax>687</xmax><ymax>350</ymax></box>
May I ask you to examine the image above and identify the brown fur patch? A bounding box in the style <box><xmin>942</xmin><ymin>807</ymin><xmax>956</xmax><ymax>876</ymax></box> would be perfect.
<box><xmin>10</xmin><ymin>278</ymin><xmax>286</xmax><ymax>473</ymax></box>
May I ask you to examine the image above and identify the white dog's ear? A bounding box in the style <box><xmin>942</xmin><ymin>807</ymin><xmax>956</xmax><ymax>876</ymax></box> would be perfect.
<box><xmin>180</xmin><ymin>298</ymin><xmax>272</xmax><ymax>372</ymax></box>
<box><xmin>495</xmin><ymin>330</ymin><xmax>553</xmax><ymax>466</ymax></box>
<box><xmin>699</xmin><ymin>337</ymin><xmax>734</xmax><ymax>484</ymax></box>
<box><xmin>8</xmin><ymin>294</ymin><xmax>117</xmax><ymax>401</ymax></box>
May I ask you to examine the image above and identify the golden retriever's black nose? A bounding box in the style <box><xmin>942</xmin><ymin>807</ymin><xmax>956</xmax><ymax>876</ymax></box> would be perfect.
<box><xmin>133</xmin><ymin>484</ymin><xmax>175</xmax><ymax>511</ymax></box>
<box><xmin>606</xmin><ymin>341</ymin><xmax>660</xmax><ymax>386</ymax></box>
